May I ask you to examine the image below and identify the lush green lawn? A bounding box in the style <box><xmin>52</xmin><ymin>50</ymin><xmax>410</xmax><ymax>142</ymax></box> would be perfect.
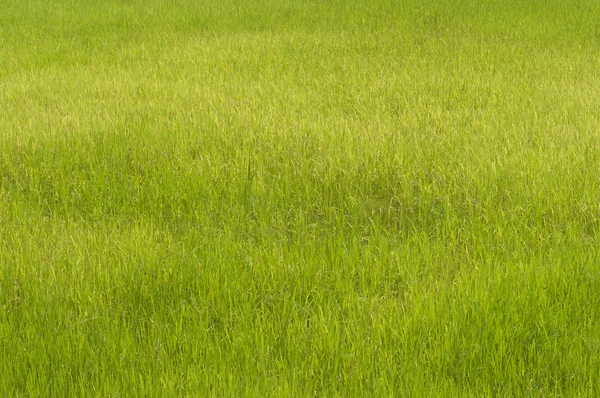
<box><xmin>1</xmin><ymin>0</ymin><xmax>600</xmax><ymax>395</ymax></box>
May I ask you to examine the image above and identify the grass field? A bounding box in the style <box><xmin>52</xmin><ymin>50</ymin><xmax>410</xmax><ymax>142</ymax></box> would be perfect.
<box><xmin>1</xmin><ymin>0</ymin><xmax>600</xmax><ymax>395</ymax></box>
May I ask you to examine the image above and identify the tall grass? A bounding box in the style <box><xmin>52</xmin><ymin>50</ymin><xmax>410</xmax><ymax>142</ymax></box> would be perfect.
<box><xmin>1</xmin><ymin>0</ymin><xmax>599</xmax><ymax>395</ymax></box>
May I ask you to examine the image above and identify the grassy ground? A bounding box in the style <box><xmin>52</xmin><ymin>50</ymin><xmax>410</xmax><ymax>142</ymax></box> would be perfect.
<box><xmin>1</xmin><ymin>0</ymin><xmax>600</xmax><ymax>395</ymax></box>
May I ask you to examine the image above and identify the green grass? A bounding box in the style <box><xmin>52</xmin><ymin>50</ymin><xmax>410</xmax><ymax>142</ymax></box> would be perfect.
<box><xmin>1</xmin><ymin>0</ymin><xmax>600</xmax><ymax>395</ymax></box>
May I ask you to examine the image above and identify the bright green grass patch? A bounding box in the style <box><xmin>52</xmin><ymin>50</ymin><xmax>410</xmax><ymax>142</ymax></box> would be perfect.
<box><xmin>1</xmin><ymin>0</ymin><xmax>600</xmax><ymax>396</ymax></box>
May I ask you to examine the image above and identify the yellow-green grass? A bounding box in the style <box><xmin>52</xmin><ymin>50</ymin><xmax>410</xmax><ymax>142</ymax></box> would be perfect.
<box><xmin>1</xmin><ymin>0</ymin><xmax>599</xmax><ymax>395</ymax></box>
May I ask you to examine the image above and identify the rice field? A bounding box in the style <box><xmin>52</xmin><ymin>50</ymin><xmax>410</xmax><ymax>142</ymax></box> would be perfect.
<box><xmin>1</xmin><ymin>0</ymin><xmax>599</xmax><ymax>395</ymax></box>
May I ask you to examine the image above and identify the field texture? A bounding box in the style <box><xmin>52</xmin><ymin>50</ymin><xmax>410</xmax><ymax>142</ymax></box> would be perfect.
<box><xmin>1</xmin><ymin>0</ymin><xmax>600</xmax><ymax>396</ymax></box>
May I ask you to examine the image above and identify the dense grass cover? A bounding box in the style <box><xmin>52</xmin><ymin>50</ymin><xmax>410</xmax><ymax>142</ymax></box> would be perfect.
<box><xmin>1</xmin><ymin>0</ymin><xmax>600</xmax><ymax>395</ymax></box>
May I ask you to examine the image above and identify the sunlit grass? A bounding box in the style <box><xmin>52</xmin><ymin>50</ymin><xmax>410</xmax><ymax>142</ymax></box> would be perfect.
<box><xmin>1</xmin><ymin>0</ymin><xmax>599</xmax><ymax>395</ymax></box>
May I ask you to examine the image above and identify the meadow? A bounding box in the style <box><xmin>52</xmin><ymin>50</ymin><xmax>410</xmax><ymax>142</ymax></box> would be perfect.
<box><xmin>1</xmin><ymin>0</ymin><xmax>600</xmax><ymax>395</ymax></box>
